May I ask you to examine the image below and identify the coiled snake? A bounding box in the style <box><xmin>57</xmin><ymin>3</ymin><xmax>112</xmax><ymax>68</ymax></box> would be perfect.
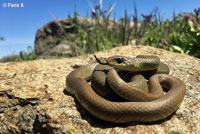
<box><xmin>66</xmin><ymin>55</ymin><xmax>186</xmax><ymax>123</ymax></box>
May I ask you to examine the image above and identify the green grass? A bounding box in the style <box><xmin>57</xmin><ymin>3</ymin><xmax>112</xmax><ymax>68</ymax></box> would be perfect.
<box><xmin>0</xmin><ymin>46</ymin><xmax>37</xmax><ymax>62</ymax></box>
<box><xmin>1</xmin><ymin>1</ymin><xmax>200</xmax><ymax>62</ymax></box>
<box><xmin>60</xmin><ymin>1</ymin><xmax>200</xmax><ymax>58</ymax></box>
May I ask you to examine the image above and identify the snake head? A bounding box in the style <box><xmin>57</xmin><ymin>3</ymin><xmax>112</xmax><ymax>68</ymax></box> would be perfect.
<box><xmin>106</xmin><ymin>56</ymin><xmax>131</xmax><ymax>70</ymax></box>
<box><xmin>94</xmin><ymin>55</ymin><xmax>134</xmax><ymax>71</ymax></box>
<box><xmin>94</xmin><ymin>55</ymin><xmax>160</xmax><ymax>72</ymax></box>
<box><xmin>94</xmin><ymin>54</ymin><xmax>127</xmax><ymax>67</ymax></box>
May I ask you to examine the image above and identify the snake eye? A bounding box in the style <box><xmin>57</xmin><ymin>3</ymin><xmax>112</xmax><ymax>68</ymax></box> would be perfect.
<box><xmin>116</xmin><ymin>58</ymin><xmax>124</xmax><ymax>64</ymax></box>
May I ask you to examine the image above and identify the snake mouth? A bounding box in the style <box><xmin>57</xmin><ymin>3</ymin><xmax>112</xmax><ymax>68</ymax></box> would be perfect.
<box><xmin>94</xmin><ymin>54</ymin><xmax>108</xmax><ymax>65</ymax></box>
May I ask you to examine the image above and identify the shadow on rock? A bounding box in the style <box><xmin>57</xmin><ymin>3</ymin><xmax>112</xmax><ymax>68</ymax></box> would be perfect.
<box><xmin>63</xmin><ymin>88</ymin><xmax>175</xmax><ymax>128</ymax></box>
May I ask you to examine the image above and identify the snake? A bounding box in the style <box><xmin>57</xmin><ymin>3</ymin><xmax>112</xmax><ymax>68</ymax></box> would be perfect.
<box><xmin>66</xmin><ymin>55</ymin><xmax>186</xmax><ymax>123</ymax></box>
<box><xmin>91</xmin><ymin>57</ymin><xmax>170</xmax><ymax>100</ymax></box>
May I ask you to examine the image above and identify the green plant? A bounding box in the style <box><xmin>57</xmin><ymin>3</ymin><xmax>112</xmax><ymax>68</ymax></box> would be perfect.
<box><xmin>27</xmin><ymin>4</ymin><xmax>200</xmax><ymax>59</ymax></box>
<box><xmin>169</xmin><ymin>12</ymin><xmax>200</xmax><ymax>57</ymax></box>
<box><xmin>63</xmin><ymin>0</ymin><xmax>119</xmax><ymax>56</ymax></box>
<box><xmin>19</xmin><ymin>46</ymin><xmax>37</xmax><ymax>60</ymax></box>
<box><xmin>53</xmin><ymin>52</ymin><xmax>60</xmax><ymax>59</ymax></box>
<box><xmin>139</xmin><ymin>7</ymin><xmax>200</xmax><ymax>58</ymax></box>
<box><xmin>2</xmin><ymin>1</ymin><xmax>200</xmax><ymax>62</ymax></box>
<box><xmin>0</xmin><ymin>46</ymin><xmax>37</xmax><ymax>62</ymax></box>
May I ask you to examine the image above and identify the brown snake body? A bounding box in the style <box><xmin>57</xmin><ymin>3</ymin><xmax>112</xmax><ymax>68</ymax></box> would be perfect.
<box><xmin>66</xmin><ymin>58</ymin><xmax>186</xmax><ymax>123</ymax></box>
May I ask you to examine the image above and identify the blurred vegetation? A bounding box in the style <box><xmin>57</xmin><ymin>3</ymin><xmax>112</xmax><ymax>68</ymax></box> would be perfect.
<box><xmin>1</xmin><ymin>1</ymin><xmax>200</xmax><ymax>62</ymax></box>
<box><xmin>0</xmin><ymin>46</ymin><xmax>37</xmax><ymax>62</ymax></box>
<box><xmin>140</xmin><ymin>9</ymin><xmax>200</xmax><ymax>58</ymax></box>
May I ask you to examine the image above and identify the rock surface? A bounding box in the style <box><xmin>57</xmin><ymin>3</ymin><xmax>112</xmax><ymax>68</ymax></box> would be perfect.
<box><xmin>36</xmin><ymin>40</ymin><xmax>75</xmax><ymax>59</ymax></box>
<box><xmin>0</xmin><ymin>45</ymin><xmax>199</xmax><ymax>134</ymax></box>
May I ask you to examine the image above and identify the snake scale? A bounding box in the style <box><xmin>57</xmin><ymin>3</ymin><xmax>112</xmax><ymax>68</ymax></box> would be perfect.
<box><xmin>66</xmin><ymin>55</ymin><xmax>186</xmax><ymax>123</ymax></box>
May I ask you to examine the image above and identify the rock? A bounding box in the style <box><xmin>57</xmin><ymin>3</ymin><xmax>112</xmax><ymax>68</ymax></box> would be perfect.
<box><xmin>36</xmin><ymin>40</ymin><xmax>74</xmax><ymax>59</ymax></box>
<box><xmin>34</xmin><ymin>18</ymin><xmax>80</xmax><ymax>56</ymax></box>
<box><xmin>34</xmin><ymin>18</ymin><xmax>120</xmax><ymax>57</ymax></box>
<box><xmin>0</xmin><ymin>45</ymin><xmax>199</xmax><ymax>134</ymax></box>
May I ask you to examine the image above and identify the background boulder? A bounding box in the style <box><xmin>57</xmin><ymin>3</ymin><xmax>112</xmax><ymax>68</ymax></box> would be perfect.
<box><xmin>34</xmin><ymin>18</ymin><xmax>78</xmax><ymax>56</ymax></box>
